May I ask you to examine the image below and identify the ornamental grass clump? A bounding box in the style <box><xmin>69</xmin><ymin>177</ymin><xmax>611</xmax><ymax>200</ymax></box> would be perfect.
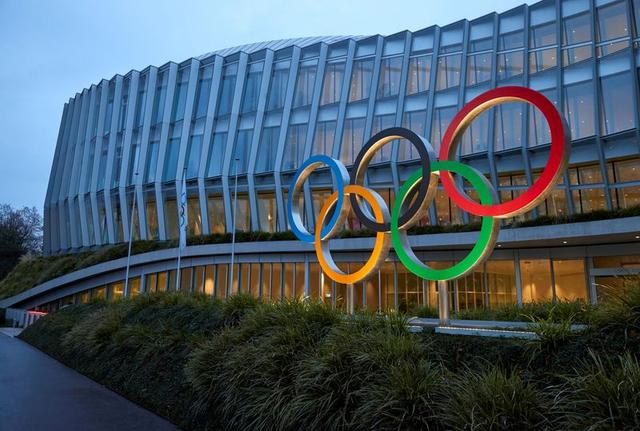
<box><xmin>186</xmin><ymin>300</ymin><xmax>341</xmax><ymax>430</ymax></box>
<box><xmin>591</xmin><ymin>277</ymin><xmax>640</xmax><ymax>333</ymax></box>
<box><xmin>439</xmin><ymin>366</ymin><xmax>555</xmax><ymax>431</ymax></box>
<box><xmin>558</xmin><ymin>352</ymin><xmax>640</xmax><ymax>430</ymax></box>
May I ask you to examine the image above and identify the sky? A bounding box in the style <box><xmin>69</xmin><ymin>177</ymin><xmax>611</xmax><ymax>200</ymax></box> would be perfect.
<box><xmin>0</xmin><ymin>0</ymin><xmax>534</xmax><ymax>212</ymax></box>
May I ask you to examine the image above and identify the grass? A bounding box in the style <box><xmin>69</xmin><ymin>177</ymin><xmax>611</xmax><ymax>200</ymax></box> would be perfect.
<box><xmin>17</xmin><ymin>278</ymin><xmax>640</xmax><ymax>430</ymax></box>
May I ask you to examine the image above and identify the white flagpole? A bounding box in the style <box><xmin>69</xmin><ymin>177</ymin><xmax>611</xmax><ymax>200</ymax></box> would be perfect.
<box><xmin>123</xmin><ymin>176</ymin><xmax>138</xmax><ymax>297</ymax></box>
<box><xmin>177</xmin><ymin>168</ymin><xmax>188</xmax><ymax>292</ymax></box>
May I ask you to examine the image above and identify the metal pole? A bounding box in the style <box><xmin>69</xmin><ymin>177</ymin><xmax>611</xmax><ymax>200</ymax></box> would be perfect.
<box><xmin>347</xmin><ymin>283</ymin><xmax>354</xmax><ymax>315</ymax></box>
<box><xmin>124</xmin><ymin>172</ymin><xmax>138</xmax><ymax>297</ymax></box>
<box><xmin>176</xmin><ymin>168</ymin><xmax>186</xmax><ymax>292</ymax></box>
<box><xmin>438</xmin><ymin>280</ymin><xmax>450</xmax><ymax>326</ymax></box>
<box><xmin>229</xmin><ymin>157</ymin><xmax>240</xmax><ymax>298</ymax></box>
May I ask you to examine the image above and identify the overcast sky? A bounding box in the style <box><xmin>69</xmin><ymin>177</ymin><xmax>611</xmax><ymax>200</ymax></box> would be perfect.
<box><xmin>0</xmin><ymin>0</ymin><xmax>533</xmax><ymax>211</ymax></box>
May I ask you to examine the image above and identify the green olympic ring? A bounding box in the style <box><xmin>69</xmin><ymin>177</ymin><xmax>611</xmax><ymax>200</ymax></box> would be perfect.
<box><xmin>391</xmin><ymin>160</ymin><xmax>500</xmax><ymax>281</ymax></box>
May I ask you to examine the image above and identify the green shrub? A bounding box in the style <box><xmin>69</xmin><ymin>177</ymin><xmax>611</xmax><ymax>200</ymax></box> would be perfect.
<box><xmin>411</xmin><ymin>305</ymin><xmax>438</xmax><ymax>318</ymax></box>
<box><xmin>591</xmin><ymin>277</ymin><xmax>640</xmax><ymax>331</ymax></box>
<box><xmin>559</xmin><ymin>352</ymin><xmax>640</xmax><ymax>430</ymax></box>
<box><xmin>439</xmin><ymin>366</ymin><xmax>555</xmax><ymax>430</ymax></box>
<box><xmin>186</xmin><ymin>300</ymin><xmax>341</xmax><ymax>430</ymax></box>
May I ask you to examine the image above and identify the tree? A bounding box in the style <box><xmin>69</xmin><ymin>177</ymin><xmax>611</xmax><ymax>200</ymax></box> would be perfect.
<box><xmin>0</xmin><ymin>204</ymin><xmax>42</xmax><ymax>281</ymax></box>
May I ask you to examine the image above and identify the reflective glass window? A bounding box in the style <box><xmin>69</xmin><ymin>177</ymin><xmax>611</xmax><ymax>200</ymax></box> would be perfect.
<box><xmin>313</xmin><ymin>120</ymin><xmax>336</xmax><ymax>156</ymax></box>
<box><xmin>529</xmin><ymin>88</ymin><xmax>558</xmax><ymax>147</ymax></box>
<box><xmin>400</xmin><ymin>110</ymin><xmax>427</xmax><ymax>160</ymax></box>
<box><xmin>520</xmin><ymin>259</ymin><xmax>553</xmax><ymax>302</ymax></box>
<box><xmin>553</xmin><ymin>259</ymin><xmax>588</xmax><ymax>301</ymax></box>
<box><xmin>529</xmin><ymin>48</ymin><xmax>557</xmax><ymax>73</ymax></box>
<box><xmin>563</xmin><ymin>45</ymin><xmax>592</xmax><ymax>66</ymax></box>
<box><xmin>282</xmin><ymin>124</ymin><xmax>307</xmax><ymax>171</ymax></box>
<box><xmin>164</xmin><ymin>196</ymin><xmax>178</xmax><ymax>239</ymax></box>
<box><xmin>499</xmin><ymin>30</ymin><xmax>524</xmax><ymax>50</ymax></box>
<box><xmin>377</xmin><ymin>56</ymin><xmax>403</xmax><ymax>98</ymax></box>
<box><xmin>186</xmin><ymin>134</ymin><xmax>202</xmax><ymax>179</ymax></box>
<box><xmin>104</xmin><ymin>82</ymin><xmax>115</xmax><ymax>133</ymax></box>
<box><xmin>206</xmin><ymin>132</ymin><xmax>227</xmax><ymax>177</ymax></box>
<box><xmin>233</xmin><ymin>193</ymin><xmax>250</xmax><ymax>232</ymax></box>
<box><xmin>461</xmin><ymin>110</ymin><xmax>490</xmax><ymax>154</ymax></box>
<box><xmin>257</xmin><ymin>192</ymin><xmax>277</xmax><ymax>232</ymax></box>
<box><xmin>256</xmin><ymin>126</ymin><xmax>280</xmax><ymax>173</ymax></box>
<box><xmin>194</xmin><ymin>64</ymin><xmax>213</xmax><ymax>119</ymax></box>
<box><xmin>217</xmin><ymin>64</ymin><xmax>237</xmax><ymax>117</ymax></box>
<box><xmin>406</xmin><ymin>55</ymin><xmax>432</xmax><ymax>95</ymax></box>
<box><xmin>340</xmin><ymin>118</ymin><xmax>365</xmax><ymax>165</ymax></box>
<box><xmin>530</xmin><ymin>22</ymin><xmax>556</xmax><ymax>48</ymax></box>
<box><xmin>321</xmin><ymin>61</ymin><xmax>345</xmax><ymax>105</ymax></box>
<box><xmin>241</xmin><ymin>62</ymin><xmax>263</xmax><ymax>113</ymax></box>
<box><xmin>293</xmin><ymin>62</ymin><xmax>317</xmax><ymax>108</ymax></box>
<box><xmin>134</xmin><ymin>75</ymin><xmax>147</xmax><ymax>127</ymax></box>
<box><xmin>497</xmin><ymin>51</ymin><xmax>524</xmax><ymax>79</ymax></box>
<box><xmin>466</xmin><ymin>52</ymin><xmax>492</xmax><ymax>86</ymax></box>
<box><xmin>470</xmin><ymin>37</ymin><xmax>492</xmax><ymax>52</ymax></box>
<box><xmin>162</xmin><ymin>137</ymin><xmax>180</xmax><ymax>181</ymax></box>
<box><xmin>434</xmin><ymin>188</ymin><xmax>463</xmax><ymax>225</ymax></box>
<box><xmin>563</xmin><ymin>12</ymin><xmax>591</xmax><ymax>45</ymax></box>
<box><xmin>231</xmin><ymin>129</ymin><xmax>253</xmax><ymax>174</ymax></box>
<box><xmin>431</xmin><ymin>105</ymin><xmax>457</xmax><ymax>152</ymax></box>
<box><xmin>145</xmin><ymin>195</ymin><xmax>159</xmax><ymax>239</ymax></box>
<box><xmin>187</xmin><ymin>196</ymin><xmax>202</xmax><ymax>236</ymax></box>
<box><xmin>144</xmin><ymin>127</ymin><xmax>160</xmax><ymax>182</ymax></box>
<box><xmin>596</xmin><ymin>1</ymin><xmax>629</xmax><ymax>42</ymax></box>
<box><xmin>256</xmin><ymin>126</ymin><xmax>279</xmax><ymax>173</ymax></box>
<box><xmin>171</xmin><ymin>68</ymin><xmax>189</xmax><ymax>122</ymax></box>
<box><xmin>370</xmin><ymin>114</ymin><xmax>395</xmax><ymax>163</ymax></box>
<box><xmin>494</xmin><ymin>103</ymin><xmax>524</xmax><ymax>151</ymax></box>
<box><xmin>436</xmin><ymin>54</ymin><xmax>462</xmax><ymax>90</ymax></box>
<box><xmin>600</xmin><ymin>72</ymin><xmax>635</xmax><ymax>135</ymax></box>
<box><xmin>349</xmin><ymin>58</ymin><xmax>374</xmax><ymax>101</ymax></box>
<box><xmin>207</xmin><ymin>194</ymin><xmax>225</xmax><ymax>234</ymax></box>
<box><xmin>564</xmin><ymin>80</ymin><xmax>596</xmax><ymax>139</ymax></box>
<box><xmin>152</xmin><ymin>71</ymin><xmax>168</xmax><ymax>124</ymax></box>
<box><xmin>266</xmin><ymin>61</ymin><xmax>290</xmax><ymax>110</ymax></box>
<box><xmin>486</xmin><ymin>261</ymin><xmax>516</xmax><ymax>308</ymax></box>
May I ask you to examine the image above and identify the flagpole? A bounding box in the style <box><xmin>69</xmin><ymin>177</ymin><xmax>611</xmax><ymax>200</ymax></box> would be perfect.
<box><xmin>124</xmin><ymin>171</ymin><xmax>139</xmax><ymax>297</ymax></box>
<box><xmin>176</xmin><ymin>168</ymin><xmax>187</xmax><ymax>292</ymax></box>
<box><xmin>228</xmin><ymin>157</ymin><xmax>239</xmax><ymax>298</ymax></box>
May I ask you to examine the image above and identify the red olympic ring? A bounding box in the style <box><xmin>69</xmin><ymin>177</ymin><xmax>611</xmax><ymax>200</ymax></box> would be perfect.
<box><xmin>438</xmin><ymin>86</ymin><xmax>571</xmax><ymax>218</ymax></box>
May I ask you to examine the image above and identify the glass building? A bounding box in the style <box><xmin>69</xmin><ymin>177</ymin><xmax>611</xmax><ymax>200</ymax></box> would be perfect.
<box><xmin>5</xmin><ymin>0</ymin><xmax>640</xmax><ymax>314</ymax></box>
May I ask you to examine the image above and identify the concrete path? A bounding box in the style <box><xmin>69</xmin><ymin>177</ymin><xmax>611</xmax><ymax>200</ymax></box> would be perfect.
<box><xmin>0</xmin><ymin>333</ymin><xmax>179</xmax><ymax>431</ymax></box>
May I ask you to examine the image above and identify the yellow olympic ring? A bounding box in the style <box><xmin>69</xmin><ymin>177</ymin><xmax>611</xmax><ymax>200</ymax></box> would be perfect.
<box><xmin>315</xmin><ymin>185</ymin><xmax>391</xmax><ymax>284</ymax></box>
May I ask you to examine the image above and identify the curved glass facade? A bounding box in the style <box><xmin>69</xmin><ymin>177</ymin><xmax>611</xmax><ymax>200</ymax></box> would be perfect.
<box><xmin>31</xmin><ymin>0</ymin><xmax>640</xmax><ymax>312</ymax></box>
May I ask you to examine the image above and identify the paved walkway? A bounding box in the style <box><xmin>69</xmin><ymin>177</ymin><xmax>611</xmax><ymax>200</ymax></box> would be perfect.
<box><xmin>0</xmin><ymin>333</ymin><xmax>179</xmax><ymax>431</ymax></box>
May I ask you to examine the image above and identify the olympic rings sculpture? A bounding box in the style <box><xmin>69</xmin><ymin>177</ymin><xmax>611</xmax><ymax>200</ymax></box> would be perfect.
<box><xmin>288</xmin><ymin>86</ymin><xmax>571</xmax><ymax>284</ymax></box>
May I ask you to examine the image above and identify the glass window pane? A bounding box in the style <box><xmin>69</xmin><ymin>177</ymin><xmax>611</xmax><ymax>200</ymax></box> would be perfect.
<box><xmin>256</xmin><ymin>126</ymin><xmax>279</xmax><ymax>173</ymax></box>
<box><xmin>600</xmin><ymin>72</ymin><xmax>635</xmax><ymax>135</ymax></box>
<box><xmin>258</xmin><ymin>192</ymin><xmax>277</xmax><ymax>232</ymax></box>
<box><xmin>461</xmin><ymin>110</ymin><xmax>490</xmax><ymax>155</ymax></box>
<box><xmin>349</xmin><ymin>58</ymin><xmax>374</xmax><ymax>102</ymax></box>
<box><xmin>312</xmin><ymin>121</ymin><xmax>336</xmax><ymax>156</ymax></box>
<box><xmin>563</xmin><ymin>45</ymin><xmax>592</xmax><ymax>66</ymax></box>
<box><xmin>530</xmin><ymin>22</ymin><xmax>556</xmax><ymax>48</ymax></box>
<box><xmin>241</xmin><ymin>64</ymin><xmax>263</xmax><ymax>113</ymax></box>
<box><xmin>406</xmin><ymin>55</ymin><xmax>432</xmax><ymax>95</ymax></box>
<box><xmin>466</xmin><ymin>52</ymin><xmax>492</xmax><ymax>86</ymax></box>
<box><xmin>339</xmin><ymin>118</ymin><xmax>365</xmax><ymax>165</ymax></box>
<box><xmin>520</xmin><ymin>259</ymin><xmax>553</xmax><ymax>302</ymax></box>
<box><xmin>231</xmin><ymin>129</ymin><xmax>252</xmax><ymax>174</ymax></box>
<box><xmin>206</xmin><ymin>133</ymin><xmax>227</xmax><ymax>177</ymax></box>
<box><xmin>194</xmin><ymin>65</ymin><xmax>213</xmax><ymax>119</ymax></box>
<box><xmin>431</xmin><ymin>106</ymin><xmax>457</xmax><ymax>153</ymax></box>
<box><xmin>207</xmin><ymin>194</ymin><xmax>225</xmax><ymax>233</ymax></box>
<box><xmin>553</xmin><ymin>259</ymin><xmax>588</xmax><ymax>301</ymax></box>
<box><xmin>529</xmin><ymin>88</ymin><xmax>558</xmax><ymax>146</ymax></box>
<box><xmin>217</xmin><ymin>65</ymin><xmax>237</xmax><ymax>117</ymax></box>
<box><xmin>400</xmin><ymin>110</ymin><xmax>427</xmax><ymax>160</ymax></box>
<box><xmin>377</xmin><ymin>56</ymin><xmax>403</xmax><ymax>98</ymax></box>
<box><xmin>529</xmin><ymin>48</ymin><xmax>557</xmax><ymax>74</ymax></box>
<box><xmin>499</xmin><ymin>30</ymin><xmax>524</xmax><ymax>50</ymax></box>
<box><xmin>486</xmin><ymin>260</ymin><xmax>516</xmax><ymax>308</ymax></box>
<box><xmin>282</xmin><ymin>124</ymin><xmax>307</xmax><ymax>171</ymax></box>
<box><xmin>293</xmin><ymin>63</ymin><xmax>317</xmax><ymax>108</ymax></box>
<box><xmin>436</xmin><ymin>54</ymin><xmax>462</xmax><ymax>90</ymax></box>
<box><xmin>370</xmin><ymin>114</ymin><xmax>395</xmax><ymax>163</ymax></box>
<box><xmin>267</xmin><ymin>62</ymin><xmax>290</xmax><ymax>110</ymax></box>
<box><xmin>497</xmin><ymin>51</ymin><xmax>524</xmax><ymax>80</ymax></box>
<box><xmin>564</xmin><ymin>80</ymin><xmax>596</xmax><ymax>139</ymax></box>
<box><xmin>321</xmin><ymin>61</ymin><xmax>345</xmax><ymax>105</ymax></box>
<box><xmin>596</xmin><ymin>1</ymin><xmax>629</xmax><ymax>42</ymax></box>
<box><xmin>563</xmin><ymin>12</ymin><xmax>591</xmax><ymax>45</ymax></box>
<box><xmin>186</xmin><ymin>134</ymin><xmax>202</xmax><ymax>179</ymax></box>
<box><xmin>171</xmin><ymin>69</ymin><xmax>189</xmax><ymax>122</ymax></box>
